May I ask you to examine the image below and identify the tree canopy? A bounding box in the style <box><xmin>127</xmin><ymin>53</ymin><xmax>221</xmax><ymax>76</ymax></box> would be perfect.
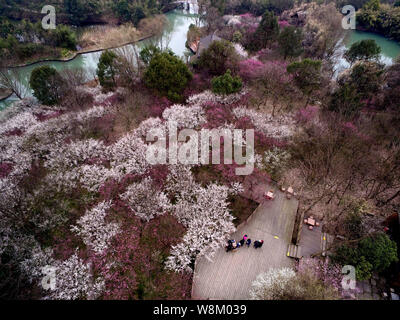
<box><xmin>278</xmin><ymin>26</ymin><xmax>303</xmax><ymax>59</ymax></box>
<box><xmin>248</xmin><ymin>9</ymin><xmax>279</xmax><ymax>51</ymax></box>
<box><xmin>64</xmin><ymin>0</ymin><xmax>100</xmax><ymax>25</ymax></box>
<box><xmin>51</xmin><ymin>25</ymin><xmax>77</xmax><ymax>50</ymax></box>
<box><xmin>344</xmin><ymin>39</ymin><xmax>381</xmax><ymax>65</ymax></box>
<box><xmin>97</xmin><ymin>50</ymin><xmax>118</xmax><ymax>91</ymax></box>
<box><xmin>197</xmin><ymin>40</ymin><xmax>240</xmax><ymax>76</ymax></box>
<box><xmin>144</xmin><ymin>51</ymin><xmax>192</xmax><ymax>101</ymax></box>
<box><xmin>140</xmin><ymin>44</ymin><xmax>162</xmax><ymax>66</ymax></box>
<box><xmin>211</xmin><ymin>69</ymin><xmax>243</xmax><ymax>95</ymax></box>
<box><xmin>329</xmin><ymin>83</ymin><xmax>362</xmax><ymax>118</ymax></box>
<box><xmin>332</xmin><ymin>233</ymin><xmax>398</xmax><ymax>280</ymax></box>
<box><xmin>29</xmin><ymin>65</ymin><xmax>64</xmax><ymax>105</ymax></box>
<box><xmin>113</xmin><ymin>0</ymin><xmax>147</xmax><ymax>26</ymax></box>
<box><xmin>287</xmin><ymin>58</ymin><xmax>322</xmax><ymax>102</ymax></box>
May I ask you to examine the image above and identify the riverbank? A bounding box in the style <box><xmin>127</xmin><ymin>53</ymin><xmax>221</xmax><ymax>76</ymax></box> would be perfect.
<box><xmin>4</xmin><ymin>15</ymin><xmax>168</xmax><ymax>70</ymax></box>
<box><xmin>356</xmin><ymin>4</ymin><xmax>400</xmax><ymax>43</ymax></box>
<box><xmin>356</xmin><ymin>25</ymin><xmax>400</xmax><ymax>44</ymax></box>
<box><xmin>0</xmin><ymin>31</ymin><xmax>157</xmax><ymax>103</ymax></box>
<box><xmin>0</xmin><ymin>10</ymin><xmax>199</xmax><ymax>108</ymax></box>
<box><xmin>6</xmin><ymin>33</ymin><xmax>157</xmax><ymax>70</ymax></box>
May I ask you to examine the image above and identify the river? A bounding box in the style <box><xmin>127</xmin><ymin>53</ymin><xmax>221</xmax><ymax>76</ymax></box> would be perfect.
<box><xmin>335</xmin><ymin>29</ymin><xmax>400</xmax><ymax>76</ymax></box>
<box><xmin>0</xmin><ymin>10</ymin><xmax>199</xmax><ymax>110</ymax></box>
<box><xmin>1</xmin><ymin>12</ymin><xmax>400</xmax><ymax>110</ymax></box>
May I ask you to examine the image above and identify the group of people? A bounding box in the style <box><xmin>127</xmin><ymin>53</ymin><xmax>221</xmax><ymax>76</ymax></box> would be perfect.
<box><xmin>225</xmin><ymin>234</ymin><xmax>264</xmax><ymax>252</ymax></box>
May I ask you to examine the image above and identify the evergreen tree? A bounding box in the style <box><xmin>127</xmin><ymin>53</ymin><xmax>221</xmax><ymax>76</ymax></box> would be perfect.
<box><xmin>249</xmin><ymin>10</ymin><xmax>279</xmax><ymax>51</ymax></box>
<box><xmin>344</xmin><ymin>39</ymin><xmax>381</xmax><ymax>65</ymax></box>
<box><xmin>144</xmin><ymin>51</ymin><xmax>192</xmax><ymax>101</ymax></box>
<box><xmin>97</xmin><ymin>50</ymin><xmax>118</xmax><ymax>91</ymax></box>
<box><xmin>29</xmin><ymin>66</ymin><xmax>64</xmax><ymax>105</ymax></box>
<box><xmin>287</xmin><ymin>58</ymin><xmax>322</xmax><ymax>105</ymax></box>
<box><xmin>211</xmin><ymin>70</ymin><xmax>243</xmax><ymax>95</ymax></box>
<box><xmin>278</xmin><ymin>26</ymin><xmax>303</xmax><ymax>59</ymax></box>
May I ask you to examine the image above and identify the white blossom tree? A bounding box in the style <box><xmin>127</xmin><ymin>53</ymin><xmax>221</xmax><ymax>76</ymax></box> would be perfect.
<box><xmin>162</xmin><ymin>104</ymin><xmax>206</xmax><ymax>129</ymax></box>
<box><xmin>165</xmin><ymin>167</ymin><xmax>236</xmax><ymax>272</ymax></box>
<box><xmin>232</xmin><ymin>107</ymin><xmax>295</xmax><ymax>138</ymax></box>
<box><xmin>71</xmin><ymin>201</ymin><xmax>120</xmax><ymax>253</ymax></box>
<box><xmin>121</xmin><ymin>177</ymin><xmax>171</xmax><ymax>222</ymax></box>
<box><xmin>45</xmin><ymin>252</ymin><xmax>105</xmax><ymax>300</ymax></box>
<box><xmin>249</xmin><ymin>267</ymin><xmax>297</xmax><ymax>300</ymax></box>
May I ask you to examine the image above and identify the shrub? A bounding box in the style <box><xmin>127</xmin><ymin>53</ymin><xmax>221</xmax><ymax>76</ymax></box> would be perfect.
<box><xmin>238</xmin><ymin>58</ymin><xmax>265</xmax><ymax>81</ymax></box>
<box><xmin>51</xmin><ymin>25</ymin><xmax>77</xmax><ymax>50</ymax></box>
<box><xmin>15</xmin><ymin>43</ymin><xmax>44</xmax><ymax>59</ymax></box>
<box><xmin>29</xmin><ymin>65</ymin><xmax>64</xmax><ymax>105</ymax></box>
<box><xmin>139</xmin><ymin>44</ymin><xmax>161</xmax><ymax>66</ymax></box>
<box><xmin>144</xmin><ymin>51</ymin><xmax>192</xmax><ymax>101</ymax></box>
<box><xmin>331</xmin><ymin>233</ymin><xmax>398</xmax><ymax>280</ymax></box>
<box><xmin>211</xmin><ymin>70</ymin><xmax>242</xmax><ymax>95</ymax></box>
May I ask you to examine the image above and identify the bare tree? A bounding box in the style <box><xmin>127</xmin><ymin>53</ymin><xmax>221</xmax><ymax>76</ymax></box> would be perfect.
<box><xmin>114</xmin><ymin>90</ymin><xmax>149</xmax><ymax>132</ymax></box>
<box><xmin>195</xmin><ymin>0</ymin><xmax>208</xmax><ymax>27</ymax></box>
<box><xmin>138</xmin><ymin>14</ymin><xmax>167</xmax><ymax>38</ymax></box>
<box><xmin>303</xmin><ymin>3</ymin><xmax>345</xmax><ymax>62</ymax></box>
<box><xmin>58</xmin><ymin>68</ymin><xmax>93</xmax><ymax>110</ymax></box>
<box><xmin>115</xmin><ymin>45</ymin><xmax>142</xmax><ymax>87</ymax></box>
<box><xmin>0</xmin><ymin>68</ymin><xmax>29</xmax><ymax>100</ymax></box>
<box><xmin>60</xmin><ymin>68</ymin><xmax>87</xmax><ymax>87</ymax></box>
<box><xmin>204</xmin><ymin>6</ymin><xmax>224</xmax><ymax>34</ymax></box>
<box><xmin>138</xmin><ymin>14</ymin><xmax>171</xmax><ymax>50</ymax></box>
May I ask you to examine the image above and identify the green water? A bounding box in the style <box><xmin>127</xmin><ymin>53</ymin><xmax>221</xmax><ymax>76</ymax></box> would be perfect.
<box><xmin>345</xmin><ymin>30</ymin><xmax>400</xmax><ymax>62</ymax></box>
<box><xmin>0</xmin><ymin>10</ymin><xmax>198</xmax><ymax>110</ymax></box>
<box><xmin>335</xmin><ymin>30</ymin><xmax>400</xmax><ymax>75</ymax></box>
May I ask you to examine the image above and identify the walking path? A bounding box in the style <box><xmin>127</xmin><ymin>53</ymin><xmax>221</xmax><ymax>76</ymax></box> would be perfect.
<box><xmin>192</xmin><ymin>190</ymin><xmax>299</xmax><ymax>299</ymax></box>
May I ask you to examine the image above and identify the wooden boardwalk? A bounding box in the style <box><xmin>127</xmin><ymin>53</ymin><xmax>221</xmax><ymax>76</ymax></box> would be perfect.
<box><xmin>192</xmin><ymin>190</ymin><xmax>299</xmax><ymax>300</ymax></box>
<box><xmin>299</xmin><ymin>226</ymin><xmax>333</xmax><ymax>258</ymax></box>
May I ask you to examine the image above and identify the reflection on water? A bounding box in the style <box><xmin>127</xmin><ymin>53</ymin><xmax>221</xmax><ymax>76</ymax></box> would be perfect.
<box><xmin>335</xmin><ymin>30</ymin><xmax>400</xmax><ymax>77</ymax></box>
<box><xmin>0</xmin><ymin>10</ymin><xmax>198</xmax><ymax>110</ymax></box>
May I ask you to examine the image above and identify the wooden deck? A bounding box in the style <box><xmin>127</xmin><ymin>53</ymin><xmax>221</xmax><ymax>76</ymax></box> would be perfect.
<box><xmin>192</xmin><ymin>190</ymin><xmax>299</xmax><ymax>300</ymax></box>
<box><xmin>298</xmin><ymin>224</ymin><xmax>333</xmax><ymax>258</ymax></box>
<box><xmin>298</xmin><ymin>225</ymin><xmax>323</xmax><ymax>257</ymax></box>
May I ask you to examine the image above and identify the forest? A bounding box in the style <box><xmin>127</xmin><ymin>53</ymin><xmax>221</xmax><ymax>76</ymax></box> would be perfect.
<box><xmin>0</xmin><ymin>0</ymin><xmax>399</xmax><ymax>301</ymax></box>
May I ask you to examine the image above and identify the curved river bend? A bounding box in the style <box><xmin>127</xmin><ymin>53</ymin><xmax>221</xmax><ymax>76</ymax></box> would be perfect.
<box><xmin>0</xmin><ymin>10</ymin><xmax>199</xmax><ymax>110</ymax></box>
<box><xmin>334</xmin><ymin>29</ymin><xmax>400</xmax><ymax>75</ymax></box>
<box><xmin>1</xmin><ymin>11</ymin><xmax>400</xmax><ymax>110</ymax></box>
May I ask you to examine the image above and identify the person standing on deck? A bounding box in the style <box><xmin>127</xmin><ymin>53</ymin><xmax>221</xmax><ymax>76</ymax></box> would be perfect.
<box><xmin>246</xmin><ymin>238</ymin><xmax>251</xmax><ymax>247</ymax></box>
<box><xmin>240</xmin><ymin>234</ymin><xmax>248</xmax><ymax>246</ymax></box>
<box><xmin>254</xmin><ymin>240</ymin><xmax>264</xmax><ymax>249</ymax></box>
